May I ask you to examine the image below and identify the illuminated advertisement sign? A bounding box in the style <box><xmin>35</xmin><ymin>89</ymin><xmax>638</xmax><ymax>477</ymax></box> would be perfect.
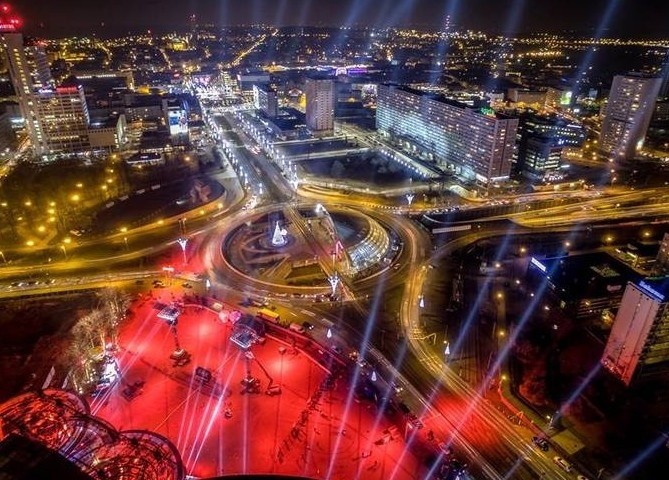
<box><xmin>530</xmin><ymin>257</ymin><xmax>547</xmax><ymax>273</ymax></box>
<box><xmin>168</xmin><ymin>109</ymin><xmax>188</xmax><ymax>136</ymax></box>
<box><xmin>638</xmin><ymin>281</ymin><xmax>666</xmax><ymax>302</ymax></box>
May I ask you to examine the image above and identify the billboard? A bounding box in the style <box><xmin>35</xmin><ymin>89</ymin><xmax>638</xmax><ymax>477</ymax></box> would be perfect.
<box><xmin>168</xmin><ymin>109</ymin><xmax>188</xmax><ymax>136</ymax></box>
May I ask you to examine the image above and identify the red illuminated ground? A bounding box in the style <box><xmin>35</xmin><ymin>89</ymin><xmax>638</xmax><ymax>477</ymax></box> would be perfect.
<box><xmin>91</xmin><ymin>292</ymin><xmax>423</xmax><ymax>479</ymax></box>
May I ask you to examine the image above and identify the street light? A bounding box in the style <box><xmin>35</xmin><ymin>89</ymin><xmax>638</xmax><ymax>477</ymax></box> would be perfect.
<box><xmin>177</xmin><ymin>237</ymin><xmax>189</xmax><ymax>264</ymax></box>
<box><xmin>60</xmin><ymin>244</ymin><xmax>67</xmax><ymax>259</ymax></box>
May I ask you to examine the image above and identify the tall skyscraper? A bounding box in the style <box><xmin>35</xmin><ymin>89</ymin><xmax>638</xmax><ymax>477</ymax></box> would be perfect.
<box><xmin>1</xmin><ymin>26</ymin><xmax>44</xmax><ymax>154</ymax></box>
<box><xmin>599</xmin><ymin>73</ymin><xmax>662</xmax><ymax>160</ymax></box>
<box><xmin>24</xmin><ymin>38</ymin><xmax>53</xmax><ymax>89</ymax></box>
<box><xmin>305</xmin><ymin>77</ymin><xmax>335</xmax><ymax>134</ymax></box>
<box><xmin>377</xmin><ymin>84</ymin><xmax>518</xmax><ymax>184</ymax></box>
<box><xmin>601</xmin><ymin>278</ymin><xmax>669</xmax><ymax>385</ymax></box>
<box><xmin>0</xmin><ymin>5</ymin><xmax>58</xmax><ymax>156</ymax></box>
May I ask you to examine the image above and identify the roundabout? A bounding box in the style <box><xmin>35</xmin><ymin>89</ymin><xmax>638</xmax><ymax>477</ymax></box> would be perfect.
<box><xmin>208</xmin><ymin>203</ymin><xmax>394</xmax><ymax>299</ymax></box>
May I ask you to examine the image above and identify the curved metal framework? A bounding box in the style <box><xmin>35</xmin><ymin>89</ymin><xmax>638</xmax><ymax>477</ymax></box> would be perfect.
<box><xmin>0</xmin><ymin>389</ymin><xmax>184</xmax><ymax>480</ymax></box>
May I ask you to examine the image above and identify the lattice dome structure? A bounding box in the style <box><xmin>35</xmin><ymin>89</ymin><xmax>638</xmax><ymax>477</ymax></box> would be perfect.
<box><xmin>0</xmin><ymin>389</ymin><xmax>184</xmax><ymax>480</ymax></box>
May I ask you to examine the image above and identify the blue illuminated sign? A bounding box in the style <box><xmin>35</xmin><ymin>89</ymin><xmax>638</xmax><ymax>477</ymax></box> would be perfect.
<box><xmin>638</xmin><ymin>281</ymin><xmax>666</xmax><ymax>302</ymax></box>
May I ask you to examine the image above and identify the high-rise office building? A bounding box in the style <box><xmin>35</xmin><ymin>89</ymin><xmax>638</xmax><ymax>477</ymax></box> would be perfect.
<box><xmin>601</xmin><ymin>278</ymin><xmax>669</xmax><ymax>385</ymax></box>
<box><xmin>377</xmin><ymin>84</ymin><xmax>518</xmax><ymax>184</ymax></box>
<box><xmin>253</xmin><ymin>84</ymin><xmax>278</xmax><ymax>118</ymax></box>
<box><xmin>1</xmin><ymin>28</ymin><xmax>46</xmax><ymax>154</ymax></box>
<box><xmin>0</xmin><ymin>7</ymin><xmax>68</xmax><ymax>157</ymax></box>
<box><xmin>36</xmin><ymin>86</ymin><xmax>90</xmax><ymax>154</ymax></box>
<box><xmin>24</xmin><ymin>38</ymin><xmax>53</xmax><ymax>89</ymax></box>
<box><xmin>518</xmin><ymin>135</ymin><xmax>563</xmax><ymax>181</ymax></box>
<box><xmin>521</xmin><ymin>114</ymin><xmax>586</xmax><ymax>148</ymax></box>
<box><xmin>599</xmin><ymin>73</ymin><xmax>662</xmax><ymax>160</ymax></box>
<box><xmin>305</xmin><ymin>77</ymin><xmax>334</xmax><ymax>134</ymax></box>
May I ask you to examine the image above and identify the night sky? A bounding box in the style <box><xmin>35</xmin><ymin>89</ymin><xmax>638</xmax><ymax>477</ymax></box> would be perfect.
<box><xmin>9</xmin><ymin>0</ymin><xmax>669</xmax><ymax>38</ymax></box>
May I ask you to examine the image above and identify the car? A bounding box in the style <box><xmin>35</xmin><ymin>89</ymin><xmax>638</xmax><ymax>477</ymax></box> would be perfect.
<box><xmin>532</xmin><ymin>436</ymin><xmax>549</xmax><ymax>451</ymax></box>
<box><xmin>152</xmin><ymin>280</ymin><xmax>165</xmax><ymax>288</ymax></box>
<box><xmin>577</xmin><ymin>476</ymin><xmax>592</xmax><ymax>480</ymax></box>
<box><xmin>302</xmin><ymin>321</ymin><xmax>314</xmax><ymax>330</ymax></box>
<box><xmin>289</xmin><ymin>323</ymin><xmax>305</xmax><ymax>333</ymax></box>
<box><xmin>331</xmin><ymin>345</ymin><xmax>343</xmax><ymax>355</ymax></box>
<box><xmin>553</xmin><ymin>456</ymin><xmax>572</xmax><ymax>473</ymax></box>
<box><xmin>135</xmin><ymin>280</ymin><xmax>144</xmax><ymax>285</ymax></box>
<box><xmin>182</xmin><ymin>282</ymin><xmax>193</xmax><ymax>289</ymax></box>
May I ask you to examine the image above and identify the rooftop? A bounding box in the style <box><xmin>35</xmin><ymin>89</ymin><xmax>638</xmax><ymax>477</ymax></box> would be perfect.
<box><xmin>382</xmin><ymin>83</ymin><xmax>513</xmax><ymax>120</ymax></box>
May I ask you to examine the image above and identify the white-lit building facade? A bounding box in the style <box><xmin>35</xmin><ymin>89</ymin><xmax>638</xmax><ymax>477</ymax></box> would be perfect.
<box><xmin>599</xmin><ymin>73</ymin><xmax>662</xmax><ymax>160</ymax></box>
<box><xmin>36</xmin><ymin>85</ymin><xmax>90</xmax><ymax>155</ymax></box>
<box><xmin>602</xmin><ymin>278</ymin><xmax>669</xmax><ymax>385</ymax></box>
<box><xmin>305</xmin><ymin>77</ymin><xmax>335</xmax><ymax>134</ymax></box>
<box><xmin>376</xmin><ymin>84</ymin><xmax>518</xmax><ymax>185</ymax></box>
<box><xmin>0</xmin><ymin>29</ymin><xmax>49</xmax><ymax>155</ymax></box>
<box><xmin>253</xmin><ymin>84</ymin><xmax>279</xmax><ymax>118</ymax></box>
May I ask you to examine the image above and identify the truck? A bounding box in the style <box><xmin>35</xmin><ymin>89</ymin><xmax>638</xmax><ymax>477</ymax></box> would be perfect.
<box><xmin>256</xmin><ymin>308</ymin><xmax>281</xmax><ymax>324</ymax></box>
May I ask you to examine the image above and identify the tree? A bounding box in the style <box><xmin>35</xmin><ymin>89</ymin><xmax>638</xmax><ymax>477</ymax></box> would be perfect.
<box><xmin>97</xmin><ymin>288</ymin><xmax>130</xmax><ymax>350</ymax></box>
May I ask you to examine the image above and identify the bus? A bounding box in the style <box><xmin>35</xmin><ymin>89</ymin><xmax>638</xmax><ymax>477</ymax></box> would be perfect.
<box><xmin>256</xmin><ymin>308</ymin><xmax>280</xmax><ymax>324</ymax></box>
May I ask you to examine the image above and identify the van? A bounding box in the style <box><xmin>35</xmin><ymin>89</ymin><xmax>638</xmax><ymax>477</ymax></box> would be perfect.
<box><xmin>289</xmin><ymin>323</ymin><xmax>305</xmax><ymax>333</ymax></box>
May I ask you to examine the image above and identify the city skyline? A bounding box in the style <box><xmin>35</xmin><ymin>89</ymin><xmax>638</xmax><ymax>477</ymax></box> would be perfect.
<box><xmin>11</xmin><ymin>0</ymin><xmax>669</xmax><ymax>38</ymax></box>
